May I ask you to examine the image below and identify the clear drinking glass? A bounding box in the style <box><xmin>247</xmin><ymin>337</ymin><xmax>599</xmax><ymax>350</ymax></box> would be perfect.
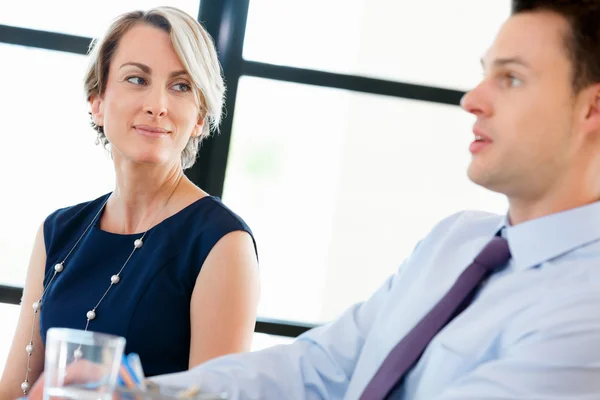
<box><xmin>43</xmin><ymin>328</ymin><xmax>126</xmax><ymax>400</ymax></box>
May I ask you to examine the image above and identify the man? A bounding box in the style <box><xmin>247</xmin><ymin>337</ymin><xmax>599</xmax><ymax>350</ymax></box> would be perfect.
<box><xmin>29</xmin><ymin>1</ymin><xmax>600</xmax><ymax>399</ymax></box>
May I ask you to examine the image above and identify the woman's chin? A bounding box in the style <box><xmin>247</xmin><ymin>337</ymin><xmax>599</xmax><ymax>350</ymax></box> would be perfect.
<box><xmin>111</xmin><ymin>146</ymin><xmax>178</xmax><ymax>168</ymax></box>
<box><xmin>128</xmin><ymin>152</ymin><xmax>173</xmax><ymax>167</ymax></box>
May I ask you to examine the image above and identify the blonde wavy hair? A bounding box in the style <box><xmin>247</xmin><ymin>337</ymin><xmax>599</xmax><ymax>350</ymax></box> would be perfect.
<box><xmin>84</xmin><ymin>6</ymin><xmax>225</xmax><ymax>169</ymax></box>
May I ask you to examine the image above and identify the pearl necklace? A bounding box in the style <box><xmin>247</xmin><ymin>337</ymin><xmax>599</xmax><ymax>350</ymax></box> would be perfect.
<box><xmin>21</xmin><ymin>187</ymin><xmax>178</xmax><ymax>395</ymax></box>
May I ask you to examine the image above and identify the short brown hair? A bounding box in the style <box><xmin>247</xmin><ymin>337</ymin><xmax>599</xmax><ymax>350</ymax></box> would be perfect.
<box><xmin>84</xmin><ymin>7</ymin><xmax>225</xmax><ymax>169</ymax></box>
<box><xmin>512</xmin><ymin>0</ymin><xmax>600</xmax><ymax>93</ymax></box>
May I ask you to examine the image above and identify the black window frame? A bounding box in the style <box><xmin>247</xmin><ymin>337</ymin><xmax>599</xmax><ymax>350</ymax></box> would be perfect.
<box><xmin>0</xmin><ymin>0</ymin><xmax>465</xmax><ymax>338</ymax></box>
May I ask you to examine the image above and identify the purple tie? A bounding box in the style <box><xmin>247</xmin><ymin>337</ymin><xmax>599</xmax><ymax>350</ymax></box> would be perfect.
<box><xmin>360</xmin><ymin>236</ymin><xmax>511</xmax><ymax>400</ymax></box>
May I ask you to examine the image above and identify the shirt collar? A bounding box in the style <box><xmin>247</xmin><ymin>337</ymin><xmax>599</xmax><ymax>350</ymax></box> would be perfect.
<box><xmin>494</xmin><ymin>201</ymin><xmax>600</xmax><ymax>272</ymax></box>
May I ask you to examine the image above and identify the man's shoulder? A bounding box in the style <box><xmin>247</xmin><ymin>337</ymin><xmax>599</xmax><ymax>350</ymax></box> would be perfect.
<box><xmin>429</xmin><ymin>210</ymin><xmax>505</xmax><ymax>238</ymax></box>
<box><xmin>407</xmin><ymin>210</ymin><xmax>505</xmax><ymax>260</ymax></box>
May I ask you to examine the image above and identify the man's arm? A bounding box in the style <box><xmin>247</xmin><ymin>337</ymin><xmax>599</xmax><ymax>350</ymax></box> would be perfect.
<box><xmin>151</xmin><ymin>258</ymin><xmax>418</xmax><ymax>400</ymax></box>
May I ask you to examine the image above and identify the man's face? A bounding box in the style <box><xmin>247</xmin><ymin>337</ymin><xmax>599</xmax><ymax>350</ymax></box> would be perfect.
<box><xmin>461</xmin><ymin>11</ymin><xmax>580</xmax><ymax>199</ymax></box>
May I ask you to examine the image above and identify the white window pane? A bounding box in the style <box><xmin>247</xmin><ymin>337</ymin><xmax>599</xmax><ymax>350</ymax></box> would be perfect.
<box><xmin>223</xmin><ymin>77</ymin><xmax>507</xmax><ymax>324</ymax></box>
<box><xmin>0</xmin><ymin>44</ymin><xmax>114</xmax><ymax>287</ymax></box>
<box><xmin>244</xmin><ymin>0</ymin><xmax>510</xmax><ymax>91</ymax></box>
<box><xmin>1</xmin><ymin>1</ymin><xmax>201</xmax><ymax>38</ymax></box>
<box><xmin>251</xmin><ymin>332</ymin><xmax>294</xmax><ymax>352</ymax></box>
<box><xmin>0</xmin><ymin>303</ymin><xmax>20</xmax><ymax>377</ymax></box>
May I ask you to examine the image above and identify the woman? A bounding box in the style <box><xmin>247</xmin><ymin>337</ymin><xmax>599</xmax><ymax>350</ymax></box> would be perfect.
<box><xmin>0</xmin><ymin>7</ymin><xmax>260</xmax><ymax>399</ymax></box>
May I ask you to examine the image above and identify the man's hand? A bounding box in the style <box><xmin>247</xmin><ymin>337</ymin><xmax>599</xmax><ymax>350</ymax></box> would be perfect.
<box><xmin>25</xmin><ymin>360</ymin><xmax>110</xmax><ymax>400</ymax></box>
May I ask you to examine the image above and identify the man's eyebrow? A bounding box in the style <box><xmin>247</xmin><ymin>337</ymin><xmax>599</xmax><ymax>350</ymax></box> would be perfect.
<box><xmin>480</xmin><ymin>56</ymin><xmax>531</xmax><ymax>69</ymax></box>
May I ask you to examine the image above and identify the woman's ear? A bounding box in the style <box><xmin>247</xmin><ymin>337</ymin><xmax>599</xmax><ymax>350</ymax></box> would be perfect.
<box><xmin>89</xmin><ymin>94</ymin><xmax>105</xmax><ymax>128</ymax></box>
<box><xmin>192</xmin><ymin>116</ymin><xmax>206</xmax><ymax>138</ymax></box>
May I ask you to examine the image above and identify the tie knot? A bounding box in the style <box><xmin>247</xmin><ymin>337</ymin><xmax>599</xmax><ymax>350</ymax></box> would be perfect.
<box><xmin>474</xmin><ymin>236</ymin><xmax>511</xmax><ymax>272</ymax></box>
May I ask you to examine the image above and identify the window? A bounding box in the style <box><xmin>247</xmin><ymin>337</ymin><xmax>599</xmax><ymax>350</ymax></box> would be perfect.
<box><xmin>0</xmin><ymin>44</ymin><xmax>114</xmax><ymax>287</ymax></box>
<box><xmin>1</xmin><ymin>0</ymin><xmax>514</xmax><ymax>345</ymax></box>
<box><xmin>251</xmin><ymin>333</ymin><xmax>294</xmax><ymax>351</ymax></box>
<box><xmin>0</xmin><ymin>303</ymin><xmax>19</xmax><ymax>376</ymax></box>
<box><xmin>0</xmin><ymin>1</ymin><xmax>201</xmax><ymax>38</ymax></box>
<box><xmin>243</xmin><ymin>0</ymin><xmax>510</xmax><ymax>90</ymax></box>
<box><xmin>222</xmin><ymin>77</ymin><xmax>507</xmax><ymax>324</ymax></box>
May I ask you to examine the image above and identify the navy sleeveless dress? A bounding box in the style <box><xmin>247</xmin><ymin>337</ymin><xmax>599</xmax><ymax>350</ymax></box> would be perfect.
<box><xmin>39</xmin><ymin>193</ymin><xmax>257</xmax><ymax>376</ymax></box>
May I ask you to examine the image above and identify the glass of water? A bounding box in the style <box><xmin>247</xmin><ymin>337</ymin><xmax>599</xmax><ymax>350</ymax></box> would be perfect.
<box><xmin>44</xmin><ymin>328</ymin><xmax>126</xmax><ymax>400</ymax></box>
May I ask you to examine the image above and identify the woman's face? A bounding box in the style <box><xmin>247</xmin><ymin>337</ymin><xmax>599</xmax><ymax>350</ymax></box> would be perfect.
<box><xmin>90</xmin><ymin>23</ymin><xmax>203</xmax><ymax>169</ymax></box>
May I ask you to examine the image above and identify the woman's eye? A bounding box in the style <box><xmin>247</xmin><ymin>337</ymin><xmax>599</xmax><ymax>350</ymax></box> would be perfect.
<box><xmin>126</xmin><ymin>76</ymin><xmax>146</xmax><ymax>85</ymax></box>
<box><xmin>172</xmin><ymin>82</ymin><xmax>192</xmax><ymax>92</ymax></box>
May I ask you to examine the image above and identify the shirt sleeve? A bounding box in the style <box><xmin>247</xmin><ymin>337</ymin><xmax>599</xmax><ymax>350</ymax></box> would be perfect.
<box><xmin>150</xmin><ymin>257</ymin><xmax>418</xmax><ymax>400</ymax></box>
